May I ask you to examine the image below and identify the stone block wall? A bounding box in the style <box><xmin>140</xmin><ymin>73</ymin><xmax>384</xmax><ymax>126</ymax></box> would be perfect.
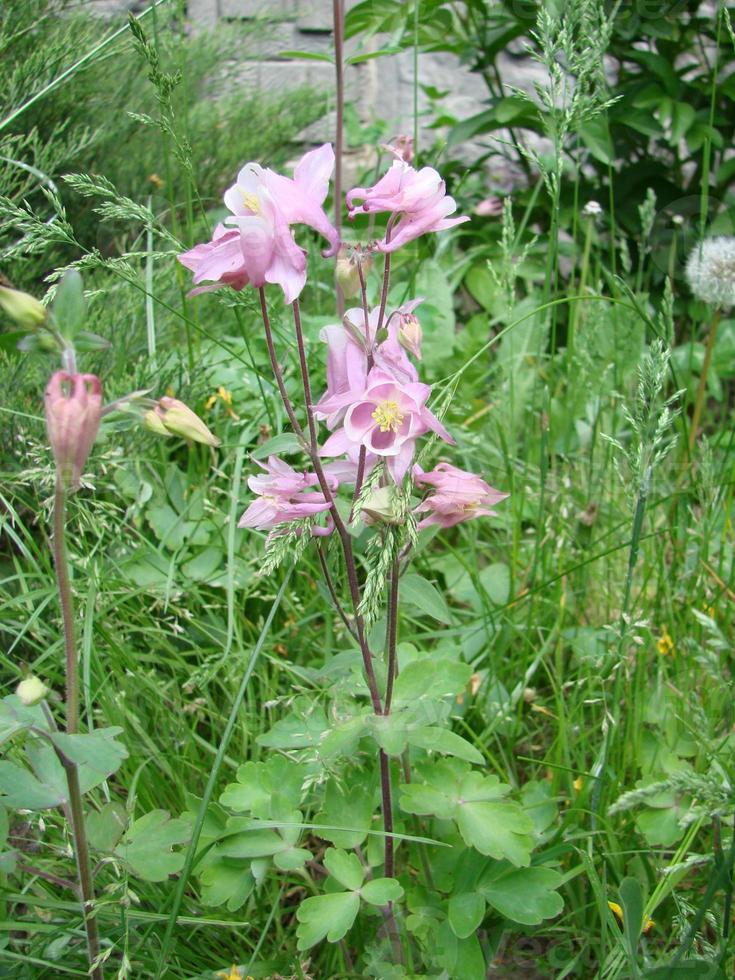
<box><xmin>89</xmin><ymin>0</ymin><xmax>541</xmax><ymax>191</ymax></box>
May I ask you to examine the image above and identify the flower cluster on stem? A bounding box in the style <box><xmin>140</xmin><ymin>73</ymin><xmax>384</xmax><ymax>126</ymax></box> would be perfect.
<box><xmin>179</xmin><ymin>143</ymin><xmax>506</xmax><ymax>919</ymax></box>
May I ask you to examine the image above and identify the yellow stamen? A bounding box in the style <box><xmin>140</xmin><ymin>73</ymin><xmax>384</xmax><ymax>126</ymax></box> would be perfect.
<box><xmin>371</xmin><ymin>400</ymin><xmax>404</xmax><ymax>433</ymax></box>
<box><xmin>240</xmin><ymin>190</ymin><xmax>260</xmax><ymax>214</ymax></box>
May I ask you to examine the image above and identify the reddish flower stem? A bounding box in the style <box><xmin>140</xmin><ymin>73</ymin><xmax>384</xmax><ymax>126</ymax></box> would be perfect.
<box><xmin>52</xmin><ymin>482</ymin><xmax>103</xmax><ymax>980</ymax></box>
<box><xmin>333</xmin><ymin>0</ymin><xmax>346</xmax><ymax>317</ymax></box>
<box><xmin>288</xmin><ymin>298</ymin><xmax>399</xmax><ymax>898</ymax></box>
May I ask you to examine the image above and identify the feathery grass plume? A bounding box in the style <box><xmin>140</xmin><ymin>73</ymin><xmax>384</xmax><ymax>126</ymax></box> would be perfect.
<box><xmin>604</xmin><ymin>340</ymin><xmax>682</xmax><ymax>500</ymax></box>
<box><xmin>358</xmin><ymin>527</ymin><xmax>398</xmax><ymax>628</ymax></box>
<box><xmin>489</xmin><ymin>197</ymin><xmax>538</xmax><ymax>312</ymax></box>
<box><xmin>610</xmin><ymin>769</ymin><xmax>732</xmax><ymax>823</ymax></box>
<box><xmin>259</xmin><ymin>518</ymin><xmax>315</xmax><ymax>577</ymax></box>
<box><xmin>685</xmin><ymin>236</ymin><xmax>735</xmax><ymax>308</ymax></box>
<box><xmin>512</xmin><ymin>0</ymin><xmax>618</xmax><ymax>194</ymax></box>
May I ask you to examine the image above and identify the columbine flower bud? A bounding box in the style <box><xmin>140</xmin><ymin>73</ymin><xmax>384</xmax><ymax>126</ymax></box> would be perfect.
<box><xmin>0</xmin><ymin>285</ymin><xmax>47</xmax><ymax>328</ymax></box>
<box><xmin>44</xmin><ymin>372</ymin><xmax>103</xmax><ymax>490</ymax></box>
<box><xmin>16</xmin><ymin>675</ymin><xmax>48</xmax><ymax>706</ymax></box>
<box><xmin>143</xmin><ymin>409</ymin><xmax>170</xmax><ymax>437</ymax></box>
<box><xmin>148</xmin><ymin>397</ymin><xmax>221</xmax><ymax>446</ymax></box>
<box><xmin>398</xmin><ymin>312</ymin><xmax>423</xmax><ymax>360</ymax></box>
<box><xmin>335</xmin><ymin>247</ymin><xmax>372</xmax><ymax>299</ymax></box>
<box><xmin>381</xmin><ymin>135</ymin><xmax>414</xmax><ymax>164</ymax></box>
<box><xmin>685</xmin><ymin>237</ymin><xmax>735</xmax><ymax>308</ymax></box>
<box><xmin>361</xmin><ymin>485</ymin><xmax>402</xmax><ymax>526</ymax></box>
<box><xmin>335</xmin><ymin>248</ymin><xmax>360</xmax><ymax>298</ymax></box>
<box><xmin>474</xmin><ymin>196</ymin><xmax>503</xmax><ymax>218</ymax></box>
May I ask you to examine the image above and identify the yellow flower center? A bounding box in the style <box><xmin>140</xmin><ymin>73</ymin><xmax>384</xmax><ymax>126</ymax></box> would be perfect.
<box><xmin>372</xmin><ymin>400</ymin><xmax>404</xmax><ymax>432</ymax></box>
<box><xmin>240</xmin><ymin>190</ymin><xmax>260</xmax><ymax>214</ymax></box>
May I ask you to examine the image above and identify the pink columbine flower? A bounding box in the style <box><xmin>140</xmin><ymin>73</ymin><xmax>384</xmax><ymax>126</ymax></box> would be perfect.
<box><xmin>414</xmin><ymin>462</ymin><xmax>508</xmax><ymax>529</ymax></box>
<box><xmin>318</xmin><ymin>369</ymin><xmax>454</xmax><ymax>483</ymax></box>
<box><xmin>44</xmin><ymin>372</ymin><xmax>103</xmax><ymax>491</ymax></box>
<box><xmin>346</xmin><ymin>161</ymin><xmax>468</xmax><ymax>253</ymax></box>
<box><xmin>177</xmin><ymin>223</ymin><xmax>250</xmax><ymax>296</ymax></box>
<box><xmin>315</xmin><ymin>299</ymin><xmax>424</xmax><ymax>429</ymax></box>
<box><xmin>178</xmin><ymin>144</ymin><xmax>340</xmax><ymax>304</ymax></box>
<box><xmin>238</xmin><ymin>456</ymin><xmax>336</xmax><ymax>536</ymax></box>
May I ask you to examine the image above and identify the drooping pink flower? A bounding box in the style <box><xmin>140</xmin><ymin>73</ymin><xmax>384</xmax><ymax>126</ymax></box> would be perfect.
<box><xmin>44</xmin><ymin>372</ymin><xmax>103</xmax><ymax>491</ymax></box>
<box><xmin>177</xmin><ymin>223</ymin><xmax>250</xmax><ymax>296</ymax></box>
<box><xmin>346</xmin><ymin>161</ymin><xmax>468</xmax><ymax>253</ymax></box>
<box><xmin>238</xmin><ymin>456</ymin><xmax>336</xmax><ymax>536</ymax></box>
<box><xmin>414</xmin><ymin>462</ymin><xmax>508</xmax><ymax>529</ymax></box>
<box><xmin>178</xmin><ymin>145</ymin><xmax>340</xmax><ymax>304</ymax></box>
<box><xmin>318</xmin><ymin>369</ymin><xmax>454</xmax><ymax>482</ymax></box>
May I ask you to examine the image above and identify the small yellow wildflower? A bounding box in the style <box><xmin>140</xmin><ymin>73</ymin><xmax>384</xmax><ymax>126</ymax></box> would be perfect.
<box><xmin>573</xmin><ymin>776</ymin><xmax>584</xmax><ymax>793</ymax></box>
<box><xmin>148</xmin><ymin>173</ymin><xmax>164</xmax><ymax>189</ymax></box>
<box><xmin>704</xmin><ymin>605</ymin><xmax>716</xmax><ymax>619</ymax></box>
<box><xmin>215</xmin><ymin>966</ymin><xmax>250</xmax><ymax>980</ymax></box>
<box><xmin>657</xmin><ymin>628</ymin><xmax>674</xmax><ymax>656</ymax></box>
<box><xmin>608</xmin><ymin>900</ymin><xmax>655</xmax><ymax>933</ymax></box>
<box><xmin>206</xmin><ymin>386</ymin><xmax>239</xmax><ymax>419</ymax></box>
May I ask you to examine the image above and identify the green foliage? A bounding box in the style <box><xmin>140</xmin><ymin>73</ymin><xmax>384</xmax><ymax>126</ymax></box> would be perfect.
<box><xmin>296</xmin><ymin>847</ymin><xmax>404</xmax><ymax>949</ymax></box>
<box><xmin>400</xmin><ymin>758</ymin><xmax>536</xmax><ymax>865</ymax></box>
<box><xmin>0</xmin><ymin>0</ymin><xmax>734</xmax><ymax>977</ymax></box>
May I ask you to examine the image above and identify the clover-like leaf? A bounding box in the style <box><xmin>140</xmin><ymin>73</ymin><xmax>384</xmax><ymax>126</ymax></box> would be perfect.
<box><xmin>87</xmin><ymin>802</ymin><xmax>128</xmax><ymax>852</ymax></box>
<box><xmin>448</xmin><ymin>892</ymin><xmax>486</xmax><ymax>939</ymax></box>
<box><xmin>408</xmin><ymin>726</ymin><xmax>483</xmax><ymax>765</ymax></box>
<box><xmin>361</xmin><ymin>877</ymin><xmax>404</xmax><ymax>906</ymax></box>
<box><xmin>315</xmin><ymin>777</ymin><xmax>374</xmax><ymax>849</ymax></box>
<box><xmin>479</xmin><ymin>865</ymin><xmax>564</xmax><ymax>925</ymax></box>
<box><xmin>219</xmin><ymin>756</ymin><xmax>304</xmax><ymax>817</ymax></box>
<box><xmin>257</xmin><ymin>703</ymin><xmax>328</xmax><ymax>751</ymax></box>
<box><xmin>0</xmin><ymin>696</ymin><xmax>43</xmax><ymax>745</ymax></box>
<box><xmin>296</xmin><ymin>891</ymin><xmax>361</xmax><ymax>949</ymax></box>
<box><xmin>456</xmin><ymin>800</ymin><xmax>534</xmax><ymax>865</ymax></box>
<box><xmin>115</xmin><ymin>809</ymin><xmax>190</xmax><ymax>881</ymax></box>
<box><xmin>393</xmin><ymin>659</ymin><xmax>472</xmax><ymax>704</ymax></box>
<box><xmin>367</xmin><ymin>713</ymin><xmax>409</xmax><ymax>756</ymax></box>
<box><xmin>199</xmin><ymin>857</ymin><xmax>255</xmax><ymax>911</ymax></box>
<box><xmin>50</xmin><ymin>728</ymin><xmax>127</xmax><ymax>783</ymax></box>
<box><xmin>324</xmin><ymin>847</ymin><xmax>364</xmax><ymax>891</ymax></box>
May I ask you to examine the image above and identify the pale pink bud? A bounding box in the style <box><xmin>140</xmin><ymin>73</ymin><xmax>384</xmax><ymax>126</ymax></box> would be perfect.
<box><xmin>474</xmin><ymin>196</ymin><xmax>503</xmax><ymax>218</ymax></box>
<box><xmin>16</xmin><ymin>675</ymin><xmax>48</xmax><ymax>706</ymax></box>
<box><xmin>44</xmin><ymin>372</ymin><xmax>103</xmax><ymax>490</ymax></box>
<box><xmin>398</xmin><ymin>312</ymin><xmax>423</xmax><ymax>360</ymax></box>
<box><xmin>382</xmin><ymin>135</ymin><xmax>414</xmax><ymax>164</ymax></box>
<box><xmin>150</xmin><ymin>397</ymin><xmax>221</xmax><ymax>447</ymax></box>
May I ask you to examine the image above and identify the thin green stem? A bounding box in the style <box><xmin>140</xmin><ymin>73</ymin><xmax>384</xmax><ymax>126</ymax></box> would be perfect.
<box><xmin>52</xmin><ymin>481</ymin><xmax>102</xmax><ymax>980</ymax></box>
<box><xmin>384</xmin><ymin>557</ymin><xmax>399</xmax><ymax>714</ymax></box>
<box><xmin>154</xmin><ymin>569</ymin><xmax>293</xmax><ymax>978</ymax></box>
<box><xmin>333</xmin><ymin>0</ymin><xmax>345</xmax><ymax>316</ymax></box>
<box><xmin>688</xmin><ymin>308</ymin><xmax>721</xmax><ymax>454</ymax></box>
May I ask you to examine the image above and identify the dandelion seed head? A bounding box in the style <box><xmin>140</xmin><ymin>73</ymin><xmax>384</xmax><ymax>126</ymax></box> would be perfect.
<box><xmin>685</xmin><ymin>236</ymin><xmax>735</xmax><ymax>307</ymax></box>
